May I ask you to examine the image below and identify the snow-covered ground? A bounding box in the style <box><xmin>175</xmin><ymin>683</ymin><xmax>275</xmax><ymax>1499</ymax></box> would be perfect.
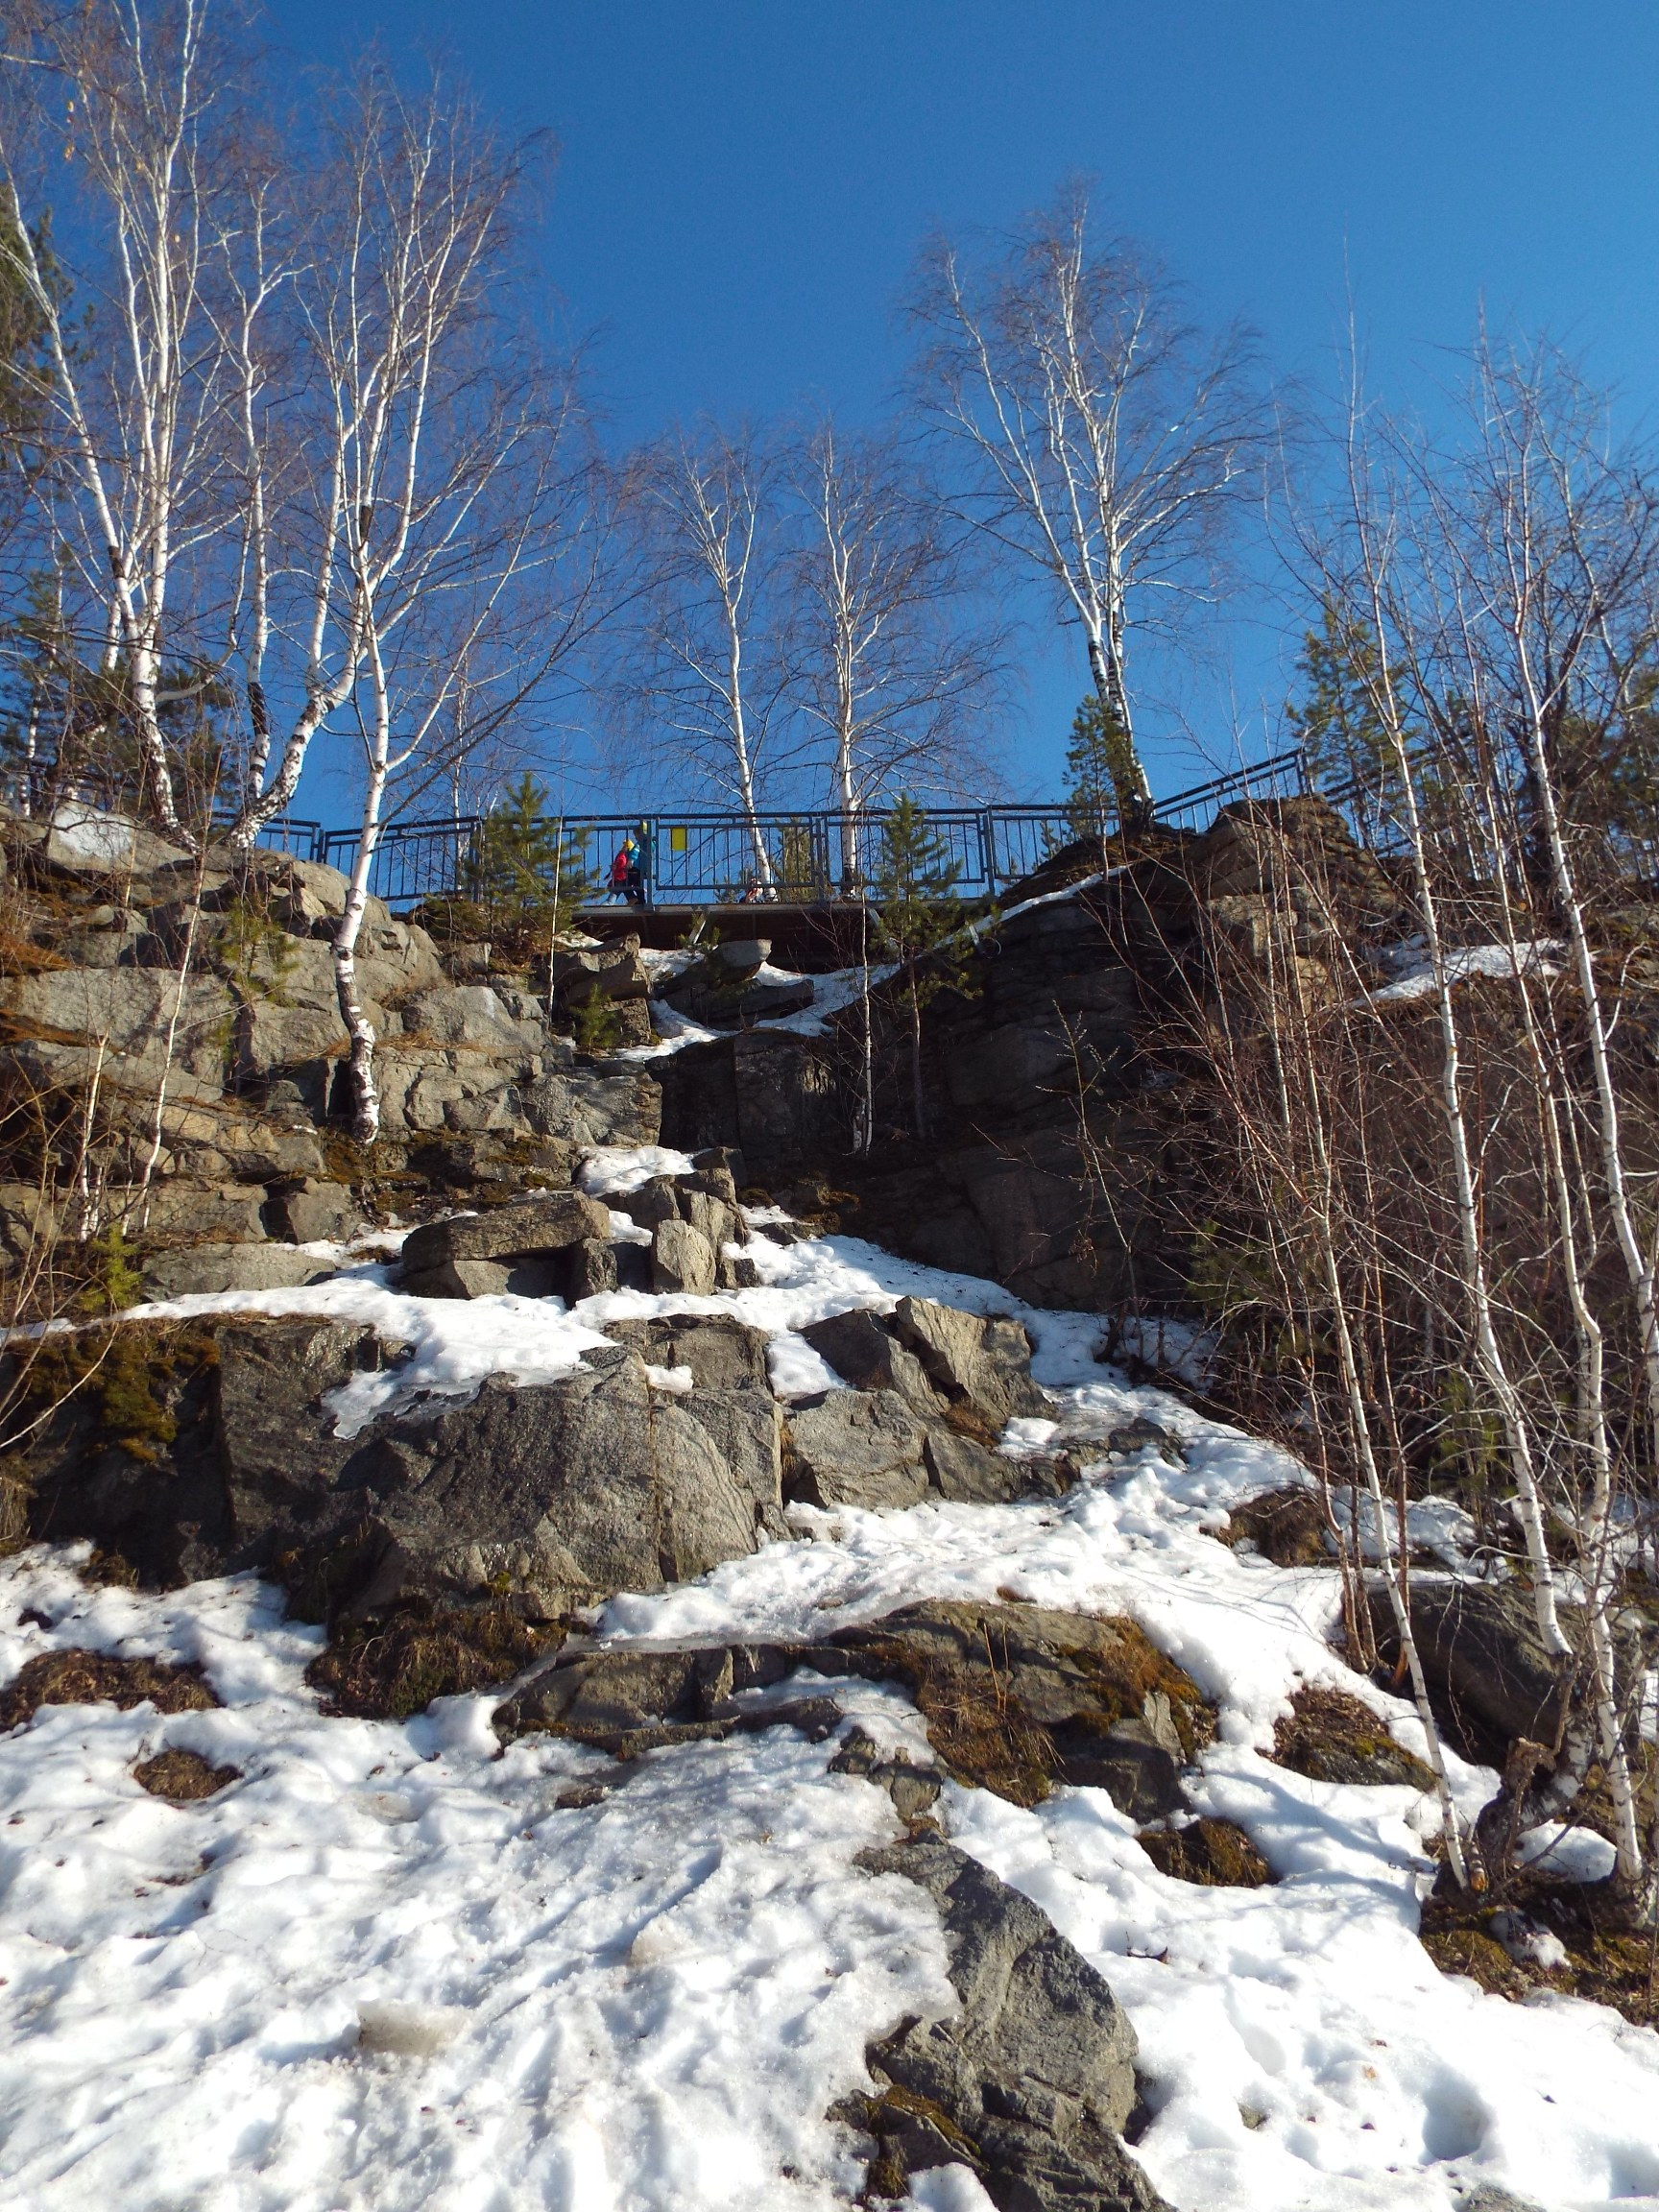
<box><xmin>3</xmin><ymin>1175</ymin><xmax>1658</xmax><ymax>2212</ymax></box>
<box><xmin>1363</xmin><ymin>939</ymin><xmax>1563</xmax><ymax>1004</ymax></box>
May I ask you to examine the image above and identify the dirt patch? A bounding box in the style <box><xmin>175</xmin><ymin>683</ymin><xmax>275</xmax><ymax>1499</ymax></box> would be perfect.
<box><xmin>0</xmin><ymin>1647</ymin><xmax>218</xmax><ymax>1729</ymax></box>
<box><xmin>1222</xmin><ymin>1486</ymin><xmax>1329</xmax><ymax>1567</ymax></box>
<box><xmin>133</xmin><ymin>1747</ymin><xmax>240</xmax><ymax>1801</ymax></box>
<box><xmin>1271</xmin><ymin>1684</ymin><xmax>1435</xmax><ymax>1789</ymax></box>
<box><xmin>1139</xmin><ymin>1816</ymin><xmax>1273</xmax><ymax>1887</ymax></box>
<box><xmin>1420</xmin><ymin>1867</ymin><xmax>1659</xmax><ymax>2030</ymax></box>
<box><xmin>307</xmin><ymin>1599</ymin><xmax>566</xmax><ymax>1719</ymax></box>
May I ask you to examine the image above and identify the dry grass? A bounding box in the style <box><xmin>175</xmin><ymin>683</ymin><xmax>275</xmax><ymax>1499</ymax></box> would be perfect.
<box><xmin>1139</xmin><ymin>1816</ymin><xmax>1274</xmax><ymax>1887</ymax></box>
<box><xmin>856</xmin><ymin>1608</ymin><xmax>1215</xmax><ymax>1810</ymax></box>
<box><xmin>1272</xmin><ymin>1683</ymin><xmax>1435</xmax><ymax>1789</ymax></box>
<box><xmin>1420</xmin><ymin>1868</ymin><xmax>1659</xmax><ymax>2029</ymax></box>
<box><xmin>1221</xmin><ymin>1486</ymin><xmax>1331</xmax><ymax>1567</ymax></box>
<box><xmin>133</xmin><ymin>1747</ymin><xmax>240</xmax><ymax>1801</ymax></box>
<box><xmin>307</xmin><ymin>1599</ymin><xmax>565</xmax><ymax>1719</ymax></box>
<box><xmin>0</xmin><ymin>1647</ymin><xmax>218</xmax><ymax>1729</ymax></box>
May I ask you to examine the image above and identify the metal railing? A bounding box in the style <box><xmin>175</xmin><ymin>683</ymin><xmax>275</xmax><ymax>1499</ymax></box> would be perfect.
<box><xmin>292</xmin><ymin>748</ymin><xmax>1311</xmax><ymax>908</ymax></box>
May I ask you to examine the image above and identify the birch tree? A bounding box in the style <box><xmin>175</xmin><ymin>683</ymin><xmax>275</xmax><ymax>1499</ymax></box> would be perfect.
<box><xmin>906</xmin><ymin>183</ymin><xmax>1267</xmax><ymax>827</ymax></box>
<box><xmin>622</xmin><ymin>421</ymin><xmax>786</xmax><ymax>890</ymax></box>
<box><xmin>0</xmin><ymin>0</ymin><xmax>254</xmax><ymax>840</ymax></box>
<box><xmin>1250</xmin><ymin>335</ymin><xmax>1659</xmax><ymax>1913</ymax></box>
<box><xmin>782</xmin><ymin>417</ymin><xmax>1002</xmax><ymax>886</ymax></box>
<box><xmin>258</xmin><ymin>62</ymin><xmax>606</xmax><ymax>1141</ymax></box>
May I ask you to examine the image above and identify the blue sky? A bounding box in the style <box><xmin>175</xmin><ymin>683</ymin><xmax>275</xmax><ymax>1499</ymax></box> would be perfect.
<box><xmin>274</xmin><ymin>0</ymin><xmax>1659</xmax><ymax>808</ymax></box>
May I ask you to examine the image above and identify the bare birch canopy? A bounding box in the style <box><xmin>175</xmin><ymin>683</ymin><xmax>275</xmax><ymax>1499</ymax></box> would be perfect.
<box><xmin>905</xmin><ymin>183</ymin><xmax>1269</xmax><ymax>820</ymax></box>
<box><xmin>782</xmin><ymin>419</ymin><xmax>1004</xmax><ymax>884</ymax></box>
<box><xmin>0</xmin><ymin>4</ymin><xmax>607</xmax><ymax>863</ymax></box>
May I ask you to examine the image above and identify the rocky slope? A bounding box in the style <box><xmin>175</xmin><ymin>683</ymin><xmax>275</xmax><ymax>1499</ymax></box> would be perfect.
<box><xmin>0</xmin><ymin>801</ymin><xmax>1655</xmax><ymax>2212</ymax></box>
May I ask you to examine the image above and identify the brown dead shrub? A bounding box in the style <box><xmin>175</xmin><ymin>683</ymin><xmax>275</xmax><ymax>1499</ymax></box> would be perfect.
<box><xmin>1139</xmin><ymin>1815</ymin><xmax>1274</xmax><ymax>1887</ymax></box>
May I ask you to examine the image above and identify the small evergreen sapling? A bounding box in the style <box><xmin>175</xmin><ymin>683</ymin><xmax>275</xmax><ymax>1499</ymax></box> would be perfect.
<box><xmin>1062</xmin><ymin>691</ymin><xmax>1140</xmax><ymax>841</ymax></box>
<box><xmin>872</xmin><ymin>795</ymin><xmax>978</xmax><ymax>1138</ymax></box>
<box><xmin>461</xmin><ymin>774</ymin><xmax>594</xmax><ymax>944</ymax></box>
<box><xmin>1286</xmin><ymin>602</ymin><xmax>1407</xmax><ymax>810</ymax></box>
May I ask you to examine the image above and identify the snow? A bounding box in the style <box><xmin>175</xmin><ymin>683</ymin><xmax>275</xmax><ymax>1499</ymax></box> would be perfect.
<box><xmin>577</xmin><ymin>1143</ymin><xmax>699</xmax><ymax>1195</ymax></box>
<box><xmin>621</xmin><ymin>999</ymin><xmax>721</xmax><ymax>1057</ymax></box>
<box><xmin>617</xmin><ymin>961</ymin><xmax>896</xmax><ymax>1055</ymax></box>
<box><xmin>1517</xmin><ymin>1823</ymin><xmax>1620</xmax><ymax>1886</ymax></box>
<box><xmin>968</xmin><ymin>865</ymin><xmax>1127</xmax><ymax>936</ymax></box>
<box><xmin>757</xmin><ymin>963</ymin><xmax>893</xmax><ymax>1039</ymax></box>
<box><xmin>0</xmin><ymin>1553</ymin><xmax>951</xmax><ymax>2212</ymax></box>
<box><xmin>3</xmin><ymin>1158</ymin><xmax>1657</xmax><ymax>2211</ymax></box>
<box><xmin>1364</xmin><ymin>940</ymin><xmax>1563</xmax><ymax>1005</ymax></box>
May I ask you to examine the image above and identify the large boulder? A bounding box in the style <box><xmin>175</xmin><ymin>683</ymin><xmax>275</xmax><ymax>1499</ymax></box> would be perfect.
<box><xmin>1369</xmin><ymin>1578</ymin><xmax>1650</xmax><ymax>1763</ymax></box>
<box><xmin>795</xmin><ymin>1304</ymin><xmax>1054</xmax><ymax>1505</ymax></box>
<box><xmin>18</xmin><ymin>1321</ymin><xmax>771</xmax><ymax>1618</ymax></box>
<box><xmin>626</xmin><ymin>1168</ymin><xmax>744</xmax><ymax>1262</ymax></box>
<box><xmin>650</xmin><ymin>1216</ymin><xmax>715</xmax><ymax>1294</ymax></box>
<box><xmin>399</xmin><ymin>1191</ymin><xmax>610</xmax><ymax>1275</ymax></box>
<box><xmin>786</xmin><ymin>1389</ymin><xmax>930</xmax><ymax>1509</ymax></box>
<box><xmin>40</xmin><ymin>801</ymin><xmax>190</xmax><ymax>879</ymax></box>
<box><xmin>553</xmin><ymin>939</ymin><xmax>650</xmax><ymax>1005</ymax></box>
<box><xmin>334</xmin><ymin>1351</ymin><xmax>762</xmax><ymax>1616</ymax></box>
<box><xmin>140</xmin><ymin>1243</ymin><xmax>336</xmax><ymax>1300</ymax></box>
<box><xmin>801</xmin><ymin>1308</ymin><xmax>943</xmax><ymax>1418</ymax></box>
<box><xmin>785</xmin><ymin>1312</ymin><xmax>1065</xmax><ymax>1512</ymax></box>
<box><xmin>606</xmin><ymin>1315</ymin><xmax>782</xmax><ymax>1523</ymax></box>
<box><xmin>397</xmin><ymin>1192</ymin><xmax>610</xmax><ymax>1297</ymax></box>
<box><xmin>213</xmin><ymin>1316</ymin><xmax>381</xmax><ymax>1559</ymax></box>
<box><xmin>605</xmin><ymin>1313</ymin><xmax>772</xmax><ymax>1393</ymax></box>
<box><xmin>892</xmin><ymin>1296</ymin><xmax>1050</xmax><ymax>1428</ymax></box>
<box><xmin>266</xmin><ymin>1179</ymin><xmax>366</xmax><ymax>1246</ymax></box>
<box><xmin>853</xmin><ymin>1835</ymin><xmax>1166</xmax><ymax>2212</ymax></box>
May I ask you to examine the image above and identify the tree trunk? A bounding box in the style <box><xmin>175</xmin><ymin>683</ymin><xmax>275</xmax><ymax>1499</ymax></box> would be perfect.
<box><xmin>909</xmin><ymin>970</ymin><xmax>926</xmax><ymax>1139</ymax></box>
<box><xmin>334</xmin><ymin>692</ymin><xmax>390</xmax><ymax>1144</ymax></box>
<box><xmin>1085</xmin><ymin>631</ymin><xmax>1154</xmax><ymax>832</ymax></box>
<box><xmin>333</xmin><ymin>873</ymin><xmax>381</xmax><ymax>1146</ymax></box>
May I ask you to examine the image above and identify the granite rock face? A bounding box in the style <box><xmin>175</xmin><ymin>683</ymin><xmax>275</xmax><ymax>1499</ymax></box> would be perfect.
<box><xmin>785</xmin><ymin>1389</ymin><xmax>931</xmax><ymax>1509</ymax></box>
<box><xmin>332</xmin><ymin>1351</ymin><xmax>764</xmax><ymax>1615</ymax></box>
<box><xmin>397</xmin><ymin>1191</ymin><xmax>610</xmax><ymax>1279</ymax></box>
<box><xmin>788</xmin><ymin>1304</ymin><xmax>1058</xmax><ymax>1510</ymax></box>
<box><xmin>854</xmin><ymin>1835</ymin><xmax>1168</xmax><ymax>2212</ymax></box>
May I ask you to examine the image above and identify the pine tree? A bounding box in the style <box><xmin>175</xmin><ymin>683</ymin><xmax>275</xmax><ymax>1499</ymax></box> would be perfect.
<box><xmin>461</xmin><ymin>774</ymin><xmax>593</xmax><ymax>937</ymax></box>
<box><xmin>1062</xmin><ymin>691</ymin><xmax>1139</xmax><ymax>839</ymax></box>
<box><xmin>871</xmin><ymin>795</ymin><xmax>977</xmax><ymax>1138</ymax></box>
<box><xmin>1286</xmin><ymin>602</ymin><xmax>1402</xmax><ymax>797</ymax></box>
